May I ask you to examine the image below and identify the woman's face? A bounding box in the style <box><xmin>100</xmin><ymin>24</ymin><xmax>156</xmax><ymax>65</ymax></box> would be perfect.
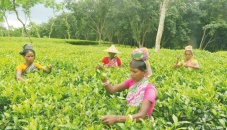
<box><xmin>108</xmin><ymin>52</ymin><xmax>116</xmax><ymax>59</ymax></box>
<box><xmin>130</xmin><ymin>65</ymin><xmax>146</xmax><ymax>82</ymax></box>
<box><xmin>24</xmin><ymin>51</ymin><xmax>35</xmax><ymax>64</ymax></box>
<box><xmin>185</xmin><ymin>51</ymin><xmax>192</xmax><ymax>60</ymax></box>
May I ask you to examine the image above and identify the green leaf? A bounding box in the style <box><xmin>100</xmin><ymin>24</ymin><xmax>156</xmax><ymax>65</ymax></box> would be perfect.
<box><xmin>172</xmin><ymin>114</ymin><xmax>178</xmax><ymax>126</ymax></box>
<box><xmin>218</xmin><ymin>119</ymin><xmax>226</xmax><ymax>127</ymax></box>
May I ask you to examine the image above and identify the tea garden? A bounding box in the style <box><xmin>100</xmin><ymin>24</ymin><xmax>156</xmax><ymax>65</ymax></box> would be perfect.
<box><xmin>0</xmin><ymin>37</ymin><xmax>226</xmax><ymax>129</ymax></box>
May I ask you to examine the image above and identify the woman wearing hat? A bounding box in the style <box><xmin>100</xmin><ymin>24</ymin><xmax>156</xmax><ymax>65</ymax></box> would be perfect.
<box><xmin>102</xmin><ymin>45</ymin><xmax>122</xmax><ymax>67</ymax></box>
<box><xmin>96</xmin><ymin>48</ymin><xmax>156</xmax><ymax>125</ymax></box>
<box><xmin>174</xmin><ymin>45</ymin><xmax>200</xmax><ymax>69</ymax></box>
<box><xmin>16</xmin><ymin>44</ymin><xmax>52</xmax><ymax>81</ymax></box>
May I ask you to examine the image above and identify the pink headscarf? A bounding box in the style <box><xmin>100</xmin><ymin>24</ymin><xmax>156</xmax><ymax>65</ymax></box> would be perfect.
<box><xmin>131</xmin><ymin>48</ymin><xmax>152</xmax><ymax>78</ymax></box>
<box><xmin>185</xmin><ymin>45</ymin><xmax>193</xmax><ymax>51</ymax></box>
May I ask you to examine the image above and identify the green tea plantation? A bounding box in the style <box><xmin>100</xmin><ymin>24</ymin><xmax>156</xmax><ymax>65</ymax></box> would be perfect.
<box><xmin>0</xmin><ymin>37</ymin><xmax>226</xmax><ymax>129</ymax></box>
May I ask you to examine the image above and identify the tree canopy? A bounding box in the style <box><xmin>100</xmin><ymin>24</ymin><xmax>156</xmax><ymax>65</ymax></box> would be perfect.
<box><xmin>0</xmin><ymin>0</ymin><xmax>227</xmax><ymax>52</ymax></box>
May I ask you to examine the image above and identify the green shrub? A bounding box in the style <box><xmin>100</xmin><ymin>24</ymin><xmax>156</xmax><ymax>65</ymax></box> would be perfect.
<box><xmin>0</xmin><ymin>37</ymin><xmax>226</xmax><ymax>129</ymax></box>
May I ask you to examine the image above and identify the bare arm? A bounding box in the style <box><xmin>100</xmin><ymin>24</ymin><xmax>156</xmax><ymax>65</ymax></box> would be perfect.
<box><xmin>101</xmin><ymin>100</ymin><xmax>152</xmax><ymax>125</ymax></box>
<box><xmin>16</xmin><ymin>70</ymin><xmax>26</xmax><ymax>81</ymax></box>
<box><xmin>101</xmin><ymin>77</ymin><xmax>127</xmax><ymax>94</ymax></box>
<box><xmin>96</xmin><ymin>64</ymin><xmax>127</xmax><ymax>94</ymax></box>
<box><xmin>174</xmin><ymin>55</ymin><xmax>181</xmax><ymax>69</ymax></box>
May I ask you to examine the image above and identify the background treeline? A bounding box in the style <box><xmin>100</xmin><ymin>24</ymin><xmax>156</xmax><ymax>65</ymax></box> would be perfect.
<box><xmin>0</xmin><ymin>0</ymin><xmax>227</xmax><ymax>52</ymax></box>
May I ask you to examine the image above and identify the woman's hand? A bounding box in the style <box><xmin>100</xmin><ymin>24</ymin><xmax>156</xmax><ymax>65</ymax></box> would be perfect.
<box><xmin>100</xmin><ymin>115</ymin><xmax>118</xmax><ymax>125</ymax></box>
<box><xmin>176</xmin><ymin>54</ymin><xmax>180</xmax><ymax>60</ymax></box>
<box><xmin>17</xmin><ymin>77</ymin><xmax>27</xmax><ymax>82</ymax></box>
<box><xmin>42</xmin><ymin>64</ymin><xmax>52</xmax><ymax>74</ymax></box>
<box><xmin>47</xmin><ymin>64</ymin><xmax>52</xmax><ymax>73</ymax></box>
<box><xmin>174</xmin><ymin>55</ymin><xmax>181</xmax><ymax>68</ymax></box>
<box><xmin>48</xmin><ymin>64</ymin><xmax>52</xmax><ymax>69</ymax></box>
<box><xmin>96</xmin><ymin>63</ymin><xmax>104</xmax><ymax>71</ymax></box>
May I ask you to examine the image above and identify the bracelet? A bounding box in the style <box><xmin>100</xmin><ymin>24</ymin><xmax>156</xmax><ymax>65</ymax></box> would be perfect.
<box><xmin>102</xmin><ymin>81</ymin><xmax>109</xmax><ymax>86</ymax></box>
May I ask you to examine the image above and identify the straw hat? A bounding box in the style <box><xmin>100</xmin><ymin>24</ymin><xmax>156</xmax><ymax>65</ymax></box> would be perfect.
<box><xmin>103</xmin><ymin>45</ymin><xmax>121</xmax><ymax>54</ymax></box>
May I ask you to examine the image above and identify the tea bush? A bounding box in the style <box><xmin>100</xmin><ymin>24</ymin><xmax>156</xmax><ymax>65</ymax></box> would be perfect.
<box><xmin>0</xmin><ymin>37</ymin><xmax>226</xmax><ymax>129</ymax></box>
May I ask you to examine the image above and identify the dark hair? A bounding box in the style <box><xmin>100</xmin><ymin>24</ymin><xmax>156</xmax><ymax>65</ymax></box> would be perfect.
<box><xmin>185</xmin><ymin>50</ymin><xmax>193</xmax><ymax>55</ymax></box>
<box><xmin>130</xmin><ymin>59</ymin><xmax>147</xmax><ymax>71</ymax></box>
<box><xmin>20</xmin><ymin>49</ymin><xmax>36</xmax><ymax>57</ymax></box>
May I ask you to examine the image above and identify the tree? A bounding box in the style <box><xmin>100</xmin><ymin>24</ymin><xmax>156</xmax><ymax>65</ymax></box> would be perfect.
<box><xmin>199</xmin><ymin>21</ymin><xmax>227</xmax><ymax>50</ymax></box>
<box><xmin>155</xmin><ymin>0</ymin><xmax>169</xmax><ymax>52</ymax></box>
<box><xmin>48</xmin><ymin>17</ymin><xmax>56</xmax><ymax>38</ymax></box>
<box><xmin>198</xmin><ymin>0</ymin><xmax>227</xmax><ymax>51</ymax></box>
<box><xmin>7</xmin><ymin>0</ymin><xmax>59</xmax><ymax>43</ymax></box>
<box><xmin>115</xmin><ymin>0</ymin><xmax>159</xmax><ymax>47</ymax></box>
<box><xmin>12</xmin><ymin>0</ymin><xmax>34</xmax><ymax>43</ymax></box>
<box><xmin>0</xmin><ymin>0</ymin><xmax>14</xmax><ymax>39</ymax></box>
<box><xmin>63</xmin><ymin>12</ymin><xmax>71</xmax><ymax>39</ymax></box>
<box><xmin>68</xmin><ymin>0</ymin><xmax>114</xmax><ymax>44</ymax></box>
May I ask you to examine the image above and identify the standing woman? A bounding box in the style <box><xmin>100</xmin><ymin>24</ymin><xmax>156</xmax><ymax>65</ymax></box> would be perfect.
<box><xmin>96</xmin><ymin>48</ymin><xmax>156</xmax><ymax>125</ymax></box>
<box><xmin>101</xmin><ymin>45</ymin><xmax>122</xmax><ymax>67</ymax></box>
<box><xmin>174</xmin><ymin>45</ymin><xmax>200</xmax><ymax>69</ymax></box>
<box><xmin>16</xmin><ymin>44</ymin><xmax>52</xmax><ymax>81</ymax></box>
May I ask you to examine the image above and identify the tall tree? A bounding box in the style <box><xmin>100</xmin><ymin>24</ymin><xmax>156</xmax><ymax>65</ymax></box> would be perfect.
<box><xmin>68</xmin><ymin>0</ymin><xmax>114</xmax><ymax>44</ymax></box>
<box><xmin>5</xmin><ymin>0</ymin><xmax>59</xmax><ymax>42</ymax></box>
<box><xmin>12</xmin><ymin>0</ymin><xmax>33</xmax><ymax>43</ymax></box>
<box><xmin>155</xmin><ymin>0</ymin><xmax>169</xmax><ymax>52</ymax></box>
<box><xmin>0</xmin><ymin>0</ymin><xmax>14</xmax><ymax>39</ymax></box>
<box><xmin>198</xmin><ymin>0</ymin><xmax>227</xmax><ymax>51</ymax></box>
<box><xmin>116</xmin><ymin>0</ymin><xmax>159</xmax><ymax>47</ymax></box>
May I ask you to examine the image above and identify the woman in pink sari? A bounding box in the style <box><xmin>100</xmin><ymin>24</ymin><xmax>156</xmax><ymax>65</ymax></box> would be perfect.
<box><xmin>101</xmin><ymin>45</ymin><xmax>122</xmax><ymax>67</ymax></box>
<box><xmin>96</xmin><ymin>48</ymin><xmax>156</xmax><ymax>125</ymax></box>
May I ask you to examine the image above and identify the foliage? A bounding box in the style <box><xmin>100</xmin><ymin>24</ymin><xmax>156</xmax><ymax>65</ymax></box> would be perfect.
<box><xmin>65</xmin><ymin>39</ymin><xmax>99</xmax><ymax>45</ymax></box>
<box><xmin>0</xmin><ymin>37</ymin><xmax>226</xmax><ymax>129</ymax></box>
<box><xmin>1</xmin><ymin>0</ymin><xmax>227</xmax><ymax>51</ymax></box>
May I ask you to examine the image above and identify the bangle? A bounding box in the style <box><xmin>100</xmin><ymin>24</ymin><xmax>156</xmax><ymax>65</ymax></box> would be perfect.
<box><xmin>129</xmin><ymin>114</ymin><xmax>133</xmax><ymax>121</ymax></box>
<box><xmin>102</xmin><ymin>81</ymin><xmax>109</xmax><ymax>86</ymax></box>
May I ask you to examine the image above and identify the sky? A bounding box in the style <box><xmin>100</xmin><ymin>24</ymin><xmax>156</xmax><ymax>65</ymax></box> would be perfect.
<box><xmin>3</xmin><ymin>0</ymin><xmax>65</xmax><ymax>28</ymax></box>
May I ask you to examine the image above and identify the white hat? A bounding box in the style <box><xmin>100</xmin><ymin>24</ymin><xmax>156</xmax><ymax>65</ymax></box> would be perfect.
<box><xmin>103</xmin><ymin>45</ymin><xmax>121</xmax><ymax>54</ymax></box>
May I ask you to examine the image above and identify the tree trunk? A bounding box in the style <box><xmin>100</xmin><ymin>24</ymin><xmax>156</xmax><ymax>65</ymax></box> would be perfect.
<box><xmin>141</xmin><ymin>28</ymin><xmax>148</xmax><ymax>47</ymax></box>
<box><xmin>65</xmin><ymin>16</ymin><xmax>70</xmax><ymax>39</ymax></box>
<box><xmin>155</xmin><ymin>0</ymin><xmax>168</xmax><ymax>52</ymax></box>
<box><xmin>12</xmin><ymin>0</ymin><xmax>33</xmax><ymax>43</ymax></box>
<box><xmin>199</xmin><ymin>28</ymin><xmax>207</xmax><ymax>49</ymax></box>
<box><xmin>3</xmin><ymin>11</ymin><xmax>11</xmax><ymax>39</ymax></box>
<box><xmin>49</xmin><ymin>20</ymin><xmax>55</xmax><ymax>38</ymax></box>
<box><xmin>29</xmin><ymin>18</ymin><xmax>40</xmax><ymax>38</ymax></box>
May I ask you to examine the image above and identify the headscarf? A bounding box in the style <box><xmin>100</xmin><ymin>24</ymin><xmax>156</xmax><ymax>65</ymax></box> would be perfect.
<box><xmin>185</xmin><ymin>45</ymin><xmax>193</xmax><ymax>51</ymax></box>
<box><xmin>131</xmin><ymin>48</ymin><xmax>152</xmax><ymax>78</ymax></box>
<box><xmin>19</xmin><ymin>43</ymin><xmax>33</xmax><ymax>55</ymax></box>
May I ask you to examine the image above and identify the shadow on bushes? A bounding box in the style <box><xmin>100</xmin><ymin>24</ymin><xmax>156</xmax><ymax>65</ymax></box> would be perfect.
<box><xmin>66</xmin><ymin>40</ymin><xmax>99</xmax><ymax>45</ymax></box>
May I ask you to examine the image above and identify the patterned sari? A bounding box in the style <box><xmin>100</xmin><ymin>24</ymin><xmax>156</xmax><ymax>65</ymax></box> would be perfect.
<box><xmin>22</xmin><ymin>63</ymin><xmax>38</xmax><ymax>75</ymax></box>
<box><xmin>126</xmin><ymin>78</ymin><xmax>148</xmax><ymax>107</ymax></box>
<box><xmin>106</xmin><ymin>58</ymin><xmax>118</xmax><ymax>67</ymax></box>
